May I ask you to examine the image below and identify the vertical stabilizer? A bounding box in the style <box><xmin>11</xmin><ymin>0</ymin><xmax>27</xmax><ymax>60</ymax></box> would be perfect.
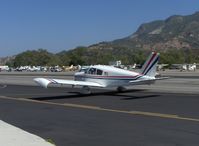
<box><xmin>140</xmin><ymin>52</ymin><xmax>159</xmax><ymax>77</ymax></box>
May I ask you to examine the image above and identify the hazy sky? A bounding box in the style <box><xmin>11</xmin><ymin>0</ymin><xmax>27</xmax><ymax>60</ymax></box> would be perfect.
<box><xmin>0</xmin><ymin>0</ymin><xmax>199</xmax><ymax>57</ymax></box>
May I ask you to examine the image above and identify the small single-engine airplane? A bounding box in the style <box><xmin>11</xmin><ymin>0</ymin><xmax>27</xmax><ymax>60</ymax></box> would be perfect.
<box><xmin>34</xmin><ymin>52</ymin><xmax>166</xmax><ymax>93</ymax></box>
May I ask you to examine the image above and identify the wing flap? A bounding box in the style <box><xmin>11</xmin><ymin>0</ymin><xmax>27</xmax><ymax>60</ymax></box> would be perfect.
<box><xmin>34</xmin><ymin>78</ymin><xmax>104</xmax><ymax>88</ymax></box>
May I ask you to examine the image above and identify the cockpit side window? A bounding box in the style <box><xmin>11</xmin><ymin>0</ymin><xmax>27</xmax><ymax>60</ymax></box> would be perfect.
<box><xmin>96</xmin><ymin>69</ymin><xmax>103</xmax><ymax>75</ymax></box>
<box><xmin>88</xmin><ymin>68</ymin><xmax>96</xmax><ymax>74</ymax></box>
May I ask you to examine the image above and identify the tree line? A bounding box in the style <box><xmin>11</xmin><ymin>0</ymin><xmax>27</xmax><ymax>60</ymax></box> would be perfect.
<box><xmin>6</xmin><ymin>47</ymin><xmax>199</xmax><ymax>67</ymax></box>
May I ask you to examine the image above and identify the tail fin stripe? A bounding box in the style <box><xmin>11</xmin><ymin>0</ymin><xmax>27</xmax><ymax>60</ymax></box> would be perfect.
<box><xmin>144</xmin><ymin>56</ymin><xmax>159</xmax><ymax>75</ymax></box>
<box><xmin>142</xmin><ymin>53</ymin><xmax>156</xmax><ymax>74</ymax></box>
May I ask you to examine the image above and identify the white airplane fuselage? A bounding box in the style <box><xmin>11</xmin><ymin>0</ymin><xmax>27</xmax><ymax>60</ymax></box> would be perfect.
<box><xmin>74</xmin><ymin>65</ymin><xmax>154</xmax><ymax>88</ymax></box>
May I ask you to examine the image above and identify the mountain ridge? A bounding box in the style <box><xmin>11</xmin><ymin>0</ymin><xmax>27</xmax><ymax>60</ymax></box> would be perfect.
<box><xmin>2</xmin><ymin>11</ymin><xmax>199</xmax><ymax>65</ymax></box>
<box><xmin>108</xmin><ymin>11</ymin><xmax>199</xmax><ymax>51</ymax></box>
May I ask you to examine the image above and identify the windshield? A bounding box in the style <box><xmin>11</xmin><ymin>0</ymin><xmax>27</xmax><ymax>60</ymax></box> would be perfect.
<box><xmin>79</xmin><ymin>68</ymin><xmax>89</xmax><ymax>73</ymax></box>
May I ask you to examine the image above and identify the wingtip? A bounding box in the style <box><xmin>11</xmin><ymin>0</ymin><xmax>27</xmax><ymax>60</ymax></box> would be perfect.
<box><xmin>34</xmin><ymin>78</ymin><xmax>51</xmax><ymax>88</ymax></box>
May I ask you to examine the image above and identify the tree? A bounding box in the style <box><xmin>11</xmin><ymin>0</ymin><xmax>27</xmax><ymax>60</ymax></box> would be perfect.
<box><xmin>13</xmin><ymin>49</ymin><xmax>61</xmax><ymax>67</ymax></box>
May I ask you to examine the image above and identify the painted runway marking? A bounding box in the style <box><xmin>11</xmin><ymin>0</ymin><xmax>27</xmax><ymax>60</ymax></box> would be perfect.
<box><xmin>1</xmin><ymin>96</ymin><xmax>199</xmax><ymax>123</ymax></box>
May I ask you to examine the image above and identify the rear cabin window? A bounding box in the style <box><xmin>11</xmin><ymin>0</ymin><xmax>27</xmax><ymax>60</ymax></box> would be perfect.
<box><xmin>97</xmin><ymin>69</ymin><xmax>103</xmax><ymax>75</ymax></box>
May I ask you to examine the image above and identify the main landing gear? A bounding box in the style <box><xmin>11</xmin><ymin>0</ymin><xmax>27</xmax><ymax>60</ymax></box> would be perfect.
<box><xmin>117</xmin><ymin>86</ymin><xmax>127</xmax><ymax>92</ymax></box>
<box><xmin>81</xmin><ymin>86</ymin><xmax>91</xmax><ymax>94</ymax></box>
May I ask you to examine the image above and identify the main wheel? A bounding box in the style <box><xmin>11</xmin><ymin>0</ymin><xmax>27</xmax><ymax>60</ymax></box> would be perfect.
<box><xmin>81</xmin><ymin>86</ymin><xmax>91</xmax><ymax>94</ymax></box>
<box><xmin>117</xmin><ymin>86</ymin><xmax>127</xmax><ymax>92</ymax></box>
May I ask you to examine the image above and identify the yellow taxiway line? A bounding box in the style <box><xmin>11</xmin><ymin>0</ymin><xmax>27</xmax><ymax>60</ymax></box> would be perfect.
<box><xmin>1</xmin><ymin>96</ymin><xmax>199</xmax><ymax>122</ymax></box>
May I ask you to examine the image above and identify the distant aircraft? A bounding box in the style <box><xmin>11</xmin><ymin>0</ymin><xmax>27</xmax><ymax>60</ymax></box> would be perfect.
<box><xmin>0</xmin><ymin>65</ymin><xmax>10</xmax><ymax>71</ymax></box>
<box><xmin>34</xmin><ymin>52</ymin><xmax>166</xmax><ymax>94</ymax></box>
<box><xmin>181</xmin><ymin>63</ymin><xmax>196</xmax><ymax>71</ymax></box>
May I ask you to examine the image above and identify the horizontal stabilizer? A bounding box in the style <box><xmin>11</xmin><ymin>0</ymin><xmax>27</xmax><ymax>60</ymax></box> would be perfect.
<box><xmin>153</xmin><ymin>77</ymin><xmax>170</xmax><ymax>80</ymax></box>
<box><xmin>129</xmin><ymin>76</ymin><xmax>169</xmax><ymax>84</ymax></box>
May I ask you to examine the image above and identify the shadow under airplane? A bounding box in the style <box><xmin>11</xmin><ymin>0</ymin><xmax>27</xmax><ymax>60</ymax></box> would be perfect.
<box><xmin>30</xmin><ymin>88</ymin><xmax>160</xmax><ymax>101</ymax></box>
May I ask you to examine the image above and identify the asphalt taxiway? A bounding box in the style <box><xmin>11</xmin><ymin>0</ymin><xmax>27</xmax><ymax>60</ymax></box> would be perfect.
<box><xmin>0</xmin><ymin>83</ymin><xmax>199</xmax><ymax>146</ymax></box>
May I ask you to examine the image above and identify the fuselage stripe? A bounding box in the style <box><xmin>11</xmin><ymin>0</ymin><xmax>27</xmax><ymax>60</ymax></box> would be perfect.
<box><xmin>75</xmin><ymin>75</ymin><xmax>142</xmax><ymax>80</ymax></box>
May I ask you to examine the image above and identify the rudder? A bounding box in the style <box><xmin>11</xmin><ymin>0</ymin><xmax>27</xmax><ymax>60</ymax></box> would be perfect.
<box><xmin>140</xmin><ymin>52</ymin><xmax>159</xmax><ymax>77</ymax></box>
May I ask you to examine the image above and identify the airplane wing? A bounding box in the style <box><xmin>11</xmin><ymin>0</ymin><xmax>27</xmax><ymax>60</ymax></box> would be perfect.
<box><xmin>34</xmin><ymin>78</ymin><xmax>105</xmax><ymax>88</ymax></box>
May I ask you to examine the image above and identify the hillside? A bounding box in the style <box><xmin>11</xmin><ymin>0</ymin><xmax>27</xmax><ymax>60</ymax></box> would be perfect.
<box><xmin>3</xmin><ymin>11</ymin><xmax>199</xmax><ymax>66</ymax></box>
<box><xmin>0</xmin><ymin>56</ymin><xmax>15</xmax><ymax>65</ymax></box>
<box><xmin>88</xmin><ymin>11</ymin><xmax>199</xmax><ymax>52</ymax></box>
<box><xmin>61</xmin><ymin>11</ymin><xmax>199</xmax><ymax>65</ymax></box>
<box><xmin>108</xmin><ymin>12</ymin><xmax>199</xmax><ymax>50</ymax></box>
